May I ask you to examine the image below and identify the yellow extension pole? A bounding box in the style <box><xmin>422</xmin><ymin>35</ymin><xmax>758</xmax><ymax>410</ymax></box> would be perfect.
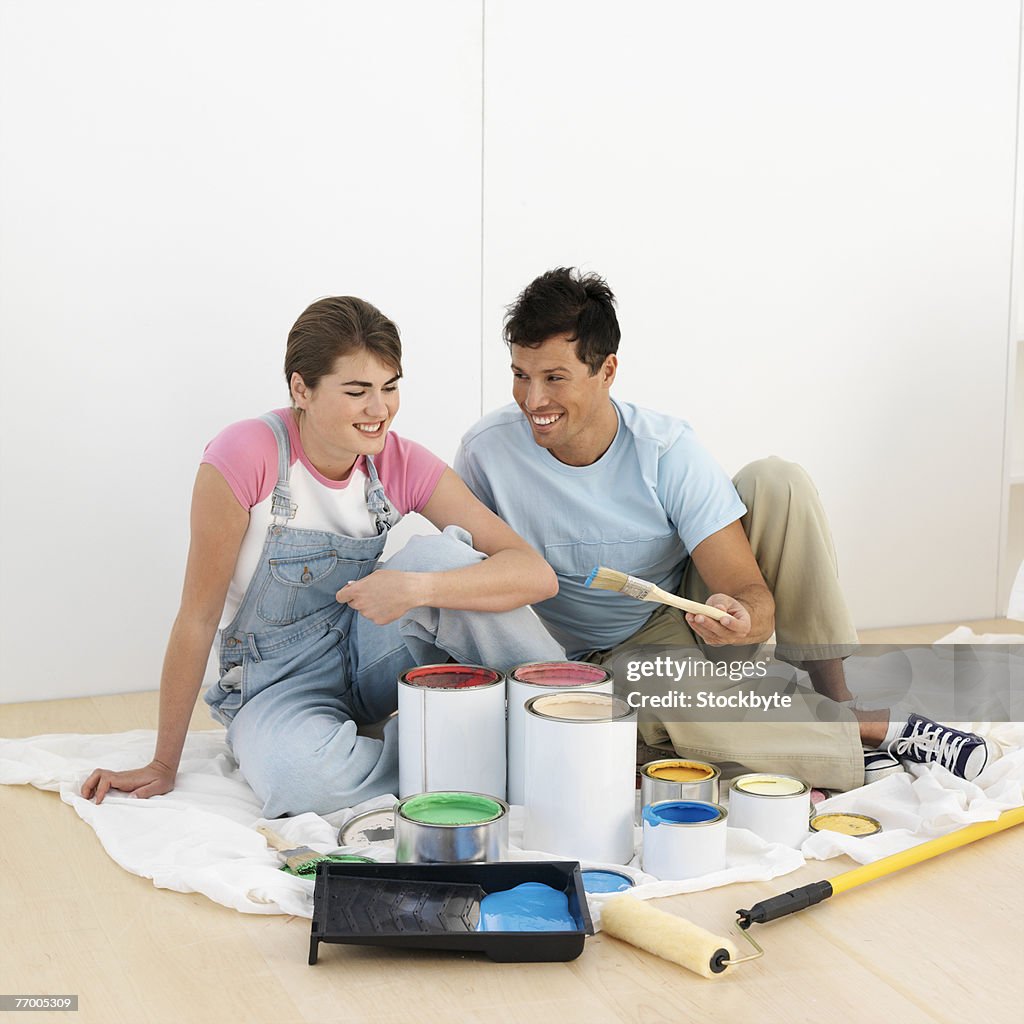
<box><xmin>828</xmin><ymin>804</ymin><xmax>1024</xmax><ymax>895</ymax></box>
<box><xmin>738</xmin><ymin>805</ymin><xmax>1024</xmax><ymax>929</ymax></box>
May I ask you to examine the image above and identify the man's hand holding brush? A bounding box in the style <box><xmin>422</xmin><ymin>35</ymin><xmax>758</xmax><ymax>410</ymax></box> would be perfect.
<box><xmin>685</xmin><ymin>593</ymin><xmax>754</xmax><ymax>647</ymax></box>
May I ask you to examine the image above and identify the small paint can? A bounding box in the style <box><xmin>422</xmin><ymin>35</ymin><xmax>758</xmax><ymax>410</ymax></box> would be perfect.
<box><xmin>507</xmin><ymin>661</ymin><xmax>613</xmax><ymax>805</ymax></box>
<box><xmin>809</xmin><ymin>812</ymin><xmax>882</xmax><ymax>837</ymax></box>
<box><xmin>580</xmin><ymin>870</ymin><xmax>636</xmax><ymax>894</ymax></box>
<box><xmin>394</xmin><ymin>791</ymin><xmax>509</xmax><ymax>864</ymax></box>
<box><xmin>398</xmin><ymin>664</ymin><xmax>507</xmax><ymax>800</ymax></box>
<box><xmin>337</xmin><ymin>807</ymin><xmax>396</xmax><ymax>848</ymax></box>
<box><xmin>641</xmin><ymin>800</ymin><xmax>729</xmax><ymax>880</ymax></box>
<box><xmin>523</xmin><ymin>692</ymin><xmax>637</xmax><ymax>864</ymax></box>
<box><xmin>640</xmin><ymin>759</ymin><xmax>721</xmax><ymax>811</ymax></box>
<box><xmin>727</xmin><ymin>773</ymin><xmax>811</xmax><ymax>848</ymax></box>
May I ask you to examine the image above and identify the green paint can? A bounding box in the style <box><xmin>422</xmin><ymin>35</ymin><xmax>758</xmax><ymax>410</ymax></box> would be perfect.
<box><xmin>395</xmin><ymin>791</ymin><xmax>509</xmax><ymax>864</ymax></box>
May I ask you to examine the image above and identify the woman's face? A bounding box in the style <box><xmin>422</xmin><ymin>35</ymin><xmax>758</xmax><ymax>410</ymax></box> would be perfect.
<box><xmin>293</xmin><ymin>350</ymin><xmax>401</xmax><ymax>469</ymax></box>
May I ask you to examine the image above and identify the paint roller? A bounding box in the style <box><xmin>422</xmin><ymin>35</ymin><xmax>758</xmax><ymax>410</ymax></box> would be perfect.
<box><xmin>601</xmin><ymin>805</ymin><xmax>1024</xmax><ymax>978</ymax></box>
<box><xmin>600</xmin><ymin>897</ymin><xmax>756</xmax><ymax>979</ymax></box>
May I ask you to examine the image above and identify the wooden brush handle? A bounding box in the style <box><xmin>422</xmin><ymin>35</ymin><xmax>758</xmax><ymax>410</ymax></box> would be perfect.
<box><xmin>255</xmin><ymin>825</ymin><xmax>293</xmax><ymax>852</ymax></box>
<box><xmin>649</xmin><ymin>587</ymin><xmax>727</xmax><ymax>621</ymax></box>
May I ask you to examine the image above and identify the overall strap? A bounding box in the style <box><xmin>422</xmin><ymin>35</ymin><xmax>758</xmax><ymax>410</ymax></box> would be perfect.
<box><xmin>363</xmin><ymin>454</ymin><xmax>395</xmax><ymax>535</ymax></box>
<box><xmin>259</xmin><ymin>413</ymin><xmax>298</xmax><ymax>525</ymax></box>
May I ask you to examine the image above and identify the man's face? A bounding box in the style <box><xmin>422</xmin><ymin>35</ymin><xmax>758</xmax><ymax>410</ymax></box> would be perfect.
<box><xmin>510</xmin><ymin>333</ymin><xmax>617</xmax><ymax>466</ymax></box>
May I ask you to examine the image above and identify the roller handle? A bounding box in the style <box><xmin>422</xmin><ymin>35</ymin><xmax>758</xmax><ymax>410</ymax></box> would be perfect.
<box><xmin>737</xmin><ymin>881</ymin><xmax>833</xmax><ymax>929</ymax></box>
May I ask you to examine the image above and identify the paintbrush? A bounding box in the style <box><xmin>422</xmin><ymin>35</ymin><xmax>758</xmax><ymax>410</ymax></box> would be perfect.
<box><xmin>256</xmin><ymin>825</ymin><xmax>372</xmax><ymax>876</ymax></box>
<box><xmin>584</xmin><ymin>566</ymin><xmax>727</xmax><ymax>621</ymax></box>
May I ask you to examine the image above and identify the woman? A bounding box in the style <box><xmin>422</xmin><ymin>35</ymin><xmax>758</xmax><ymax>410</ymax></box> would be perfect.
<box><xmin>82</xmin><ymin>297</ymin><xmax>562</xmax><ymax>816</ymax></box>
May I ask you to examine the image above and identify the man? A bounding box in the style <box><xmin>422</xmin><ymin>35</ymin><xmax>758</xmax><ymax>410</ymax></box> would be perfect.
<box><xmin>455</xmin><ymin>267</ymin><xmax>988</xmax><ymax>790</ymax></box>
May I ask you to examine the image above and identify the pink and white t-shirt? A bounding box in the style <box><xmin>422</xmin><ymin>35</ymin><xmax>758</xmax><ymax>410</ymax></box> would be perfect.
<box><xmin>202</xmin><ymin>408</ymin><xmax>447</xmax><ymax>626</ymax></box>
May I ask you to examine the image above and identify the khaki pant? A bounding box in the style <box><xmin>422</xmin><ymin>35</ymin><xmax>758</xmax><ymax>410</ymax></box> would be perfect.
<box><xmin>592</xmin><ymin>457</ymin><xmax>865</xmax><ymax>792</ymax></box>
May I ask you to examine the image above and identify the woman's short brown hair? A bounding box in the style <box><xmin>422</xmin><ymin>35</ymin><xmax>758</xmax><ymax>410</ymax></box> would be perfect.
<box><xmin>284</xmin><ymin>296</ymin><xmax>403</xmax><ymax>401</ymax></box>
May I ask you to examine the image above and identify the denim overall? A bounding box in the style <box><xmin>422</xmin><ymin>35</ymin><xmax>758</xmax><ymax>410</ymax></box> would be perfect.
<box><xmin>204</xmin><ymin>412</ymin><xmax>564</xmax><ymax>817</ymax></box>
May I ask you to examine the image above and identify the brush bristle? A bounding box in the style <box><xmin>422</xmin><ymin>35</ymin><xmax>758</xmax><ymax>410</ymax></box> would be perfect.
<box><xmin>586</xmin><ymin>566</ymin><xmax>630</xmax><ymax>592</ymax></box>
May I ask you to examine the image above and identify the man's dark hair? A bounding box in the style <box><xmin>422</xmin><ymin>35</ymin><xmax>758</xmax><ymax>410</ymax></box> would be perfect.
<box><xmin>504</xmin><ymin>267</ymin><xmax>620</xmax><ymax>374</ymax></box>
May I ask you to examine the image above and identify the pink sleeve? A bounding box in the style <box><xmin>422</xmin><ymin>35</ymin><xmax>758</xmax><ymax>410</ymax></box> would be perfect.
<box><xmin>374</xmin><ymin>433</ymin><xmax>447</xmax><ymax>514</ymax></box>
<box><xmin>200</xmin><ymin>418</ymin><xmax>278</xmax><ymax>510</ymax></box>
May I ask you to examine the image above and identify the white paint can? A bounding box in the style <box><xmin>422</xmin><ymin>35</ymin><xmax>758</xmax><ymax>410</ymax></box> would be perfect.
<box><xmin>522</xmin><ymin>691</ymin><xmax>637</xmax><ymax>864</ymax></box>
<box><xmin>641</xmin><ymin>800</ymin><xmax>729</xmax><ymax>880</ymax></box>
<box><xmin>397</xmin><ymin>664</ymin><xmax>507</xmax><ymax>800</ymax></box>
<box><xmin>727</xmin><ymin>773</ymin><xmax>811</xmax><ymax>847</ymax></box>
<box><xmin>507</xmin><ymin>661</ymin><xmax>613</xmax><ymax>805</ymax></box>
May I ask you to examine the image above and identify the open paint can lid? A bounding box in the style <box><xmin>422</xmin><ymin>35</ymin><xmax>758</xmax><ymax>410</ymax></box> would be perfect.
<box><xmin>580</xmin><ymin>870</ymin><xmax>636</xmax><ymax>894</ymax></box>
<box><xmin>338</xmin><ymin>807</ymin><xmax>396</xmax><ymax>848</ymax></box>
<box><xmin>809</xmin><ymin>812</ymin><xmax>882</xmax><ymax>837</ymax></box>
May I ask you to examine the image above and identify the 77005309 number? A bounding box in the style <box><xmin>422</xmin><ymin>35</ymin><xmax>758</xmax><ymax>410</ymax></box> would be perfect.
<box><xmin>0</xmin><ymin>995</ymin><xmax>78</xmax><ymax>1011</ymax></box>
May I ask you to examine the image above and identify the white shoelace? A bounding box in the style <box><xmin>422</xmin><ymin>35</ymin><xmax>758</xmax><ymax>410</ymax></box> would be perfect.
<box><xmin>890</xmin><ymin>719</ymin><xmax>968</xmax><ymax>769</ymax></box>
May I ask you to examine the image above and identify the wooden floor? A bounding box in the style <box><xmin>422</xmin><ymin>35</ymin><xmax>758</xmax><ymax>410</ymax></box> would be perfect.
<box><xmin>1</xmin><ymin>620</ymin><xmax>1021</xmax><ymax>1024</ymax></box>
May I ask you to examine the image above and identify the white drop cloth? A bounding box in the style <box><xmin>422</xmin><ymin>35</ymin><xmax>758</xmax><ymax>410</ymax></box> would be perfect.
<box><xmin>2</xmin><ymin>715</ymin><xmax>1022</xmax><ymax>928</ymax></box>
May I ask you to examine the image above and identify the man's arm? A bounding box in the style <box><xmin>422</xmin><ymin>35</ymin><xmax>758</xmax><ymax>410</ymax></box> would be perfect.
<box><xmin>453</xmin><ymin>439</ymin><xmax>497</xmax><ymax>511</ymax></box>
<box><xmin>686</xmin><ymin>520</ymin><xmax>775</xmax><ymax>646</ymax></box>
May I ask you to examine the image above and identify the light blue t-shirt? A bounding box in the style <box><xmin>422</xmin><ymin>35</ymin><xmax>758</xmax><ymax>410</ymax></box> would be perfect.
<box><xmin>454</xmin><ymin>399</ymin><xmax>746</xmax><ymax>658</ymax></box>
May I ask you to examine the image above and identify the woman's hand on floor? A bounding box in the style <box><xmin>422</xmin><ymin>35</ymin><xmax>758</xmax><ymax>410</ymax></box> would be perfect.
<box><xmin>81</xmin><ymin>760</ymin><xmax>176</xmax><ymax>804</ymax></box>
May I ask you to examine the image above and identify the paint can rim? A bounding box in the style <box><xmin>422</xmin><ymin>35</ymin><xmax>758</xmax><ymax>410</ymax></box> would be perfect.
<box><xmin>510</xmin><ymin>661</ymin><xmax>613</xmax><ymax>688</ymax></box>
<box><xmin>398</xmin><ymin>663</ymin><xmax>505</xmax><ymax>690</ymax></box>
<box><xmin>524</xmin><ymin>691</ymin><xmax>635</xmax><ymax>722</ymax></box>
<box><xmin>643</xmin><ymin>799</ymin><xmax>728</xmax><ymax>827</ymax></box>
<box><xmin>730</xmin><ymin>772</ymin><xmax>810</xmax><ymax>798</ymax></box>
<box><xmin>396</xmin><ymin>791</ymin><xmax>509</xmax><ymax>827</ymax></box>
<box><xmin>639</xmin><ymin>758</ymin><xmax>721</xmax><ymax>782</ymax></box>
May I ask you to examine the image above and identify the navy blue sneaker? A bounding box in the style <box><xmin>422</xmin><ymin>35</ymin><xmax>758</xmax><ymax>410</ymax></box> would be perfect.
<box><xmin>889</xmin><ymin>714</ymin><xmax>988</xmax><ymax>781</ymax></box>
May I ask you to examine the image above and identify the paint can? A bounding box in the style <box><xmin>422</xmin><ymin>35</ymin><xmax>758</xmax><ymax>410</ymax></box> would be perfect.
<box><xmin>641</xmin><ymin>800</ymin><xmax>729</xmax><ymax>880</ymax></box>
<box><xmin>398</xmin><ymin>664</ymin><xmax>507</xmax><ymax>800</ymax></box>
<box><xmin>522</xmin><ymin>691</ymin><xmax>637</xmax><ymax>864</ymax></box>
<box><xmin>639</xmin><ymin>759</ymin><xmax>721</xmax><ymax>811</ymax></box>
<box><xmin>507</xmin><ymin>661</ymin><xmax>614</xmax><ymax>805</ymax></box>
<box><xmin>809</xmin><ymin>812</ymin><xmax>882</xmax><ymax>837</ymax></box>
<box><xmin>394</xmin><ymin>791</ymin><xmax>509</xmax><ymax>863</ymax></box>
<box><xmin>727</xmin><ymin>773</ymin><xmax>811</xmax><ymax>847</ymax></box>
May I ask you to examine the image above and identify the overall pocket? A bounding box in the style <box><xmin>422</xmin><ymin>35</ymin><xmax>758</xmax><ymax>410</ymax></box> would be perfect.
<box><xmin>255</xmin><ymin>548</ymin><xmax>368</xmax><ymax>626</ymax></box>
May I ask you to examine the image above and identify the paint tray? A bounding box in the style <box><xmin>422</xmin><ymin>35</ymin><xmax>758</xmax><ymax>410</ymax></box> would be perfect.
<box><xmin>309</xmin><ymin>861</ymin><xmax>594</xmax><ymax>964</ymax></box>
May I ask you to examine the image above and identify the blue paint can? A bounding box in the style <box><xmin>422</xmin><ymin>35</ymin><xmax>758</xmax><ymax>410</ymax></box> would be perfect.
<box><xmin>641</xmin><ymin>800</ymin><xmax>728</xmax><ymax>881</ymax></box>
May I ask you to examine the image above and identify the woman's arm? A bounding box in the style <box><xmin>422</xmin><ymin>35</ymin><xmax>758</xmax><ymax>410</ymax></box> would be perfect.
<box><xmin>81</xmin><ymin>465</ymin><xmax>248</xmax><ymax>803</ymax></box>
<box><xmin>337</xmin><ymin>468</ymin><xmax>558</xmax><ymax>624</ymax></box>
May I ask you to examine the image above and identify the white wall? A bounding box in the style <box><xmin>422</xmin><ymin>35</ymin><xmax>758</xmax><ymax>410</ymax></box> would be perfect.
<box><xmin>0</xmin><ymin>1</ymin><xmax>482</xmax><ymax>702</ymax></box>
<box><xmin>482</xmin><ymin>0</ymin><xmax>1020</xmax><ymax>629</ymax></box>
<box><xmin>0</xmin><ymin>1</ymin><xmax>1019</xmax><ymax>704</ymax></box>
